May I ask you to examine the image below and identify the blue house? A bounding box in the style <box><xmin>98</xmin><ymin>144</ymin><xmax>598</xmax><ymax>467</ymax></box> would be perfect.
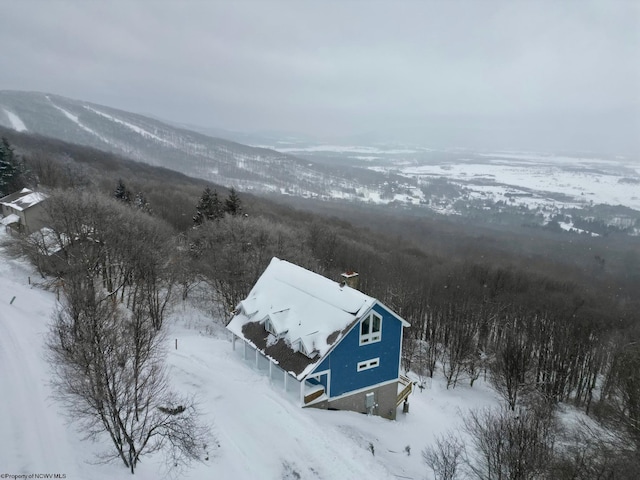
<box><xmin>226</xmin><ymin>257</ymin><xmax>413</xmax><ymax>420</ymax></box>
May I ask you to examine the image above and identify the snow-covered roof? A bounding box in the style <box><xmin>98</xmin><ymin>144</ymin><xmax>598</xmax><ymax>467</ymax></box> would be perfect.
<box><xmin>227</xmin><ymin>257</ymin><xmax>378</xmax><ymax>380</ymax></box>
<box><xmin>1</xmin><ymin>214</ymin><xmax>20</xmax><ymax>225</ymax></box>
<box><xmin>28</xmin><ymin>227</ymin><xmax>66</xmax><ymax>254</ymax></box>
<box><xmin>0</xmin><ymin>189</ymin><xmax>47</xmax><ymax>211</ymax></box>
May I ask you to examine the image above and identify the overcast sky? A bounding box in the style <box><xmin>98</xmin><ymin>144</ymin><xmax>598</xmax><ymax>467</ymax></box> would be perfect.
<box><xmin>1</xmin><ymin>1</ymin><xmax>639</xmax><ymax>154</ymax></box>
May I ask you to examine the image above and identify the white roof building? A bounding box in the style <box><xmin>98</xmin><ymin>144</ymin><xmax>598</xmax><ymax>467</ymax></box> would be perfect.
<box><xmin>227</xmin><ymin>257</ymin><xmax>377</xmax><ymax>379</ymax></box>
<box><xmin>227</xmin><ymin>257</ymin><xmax>413</xmax><ymax>420</ymax></box>
<box><xmin>0</xmin><ymin>188</ymin><xmax>48</xmax><ymax>234</ymax></box>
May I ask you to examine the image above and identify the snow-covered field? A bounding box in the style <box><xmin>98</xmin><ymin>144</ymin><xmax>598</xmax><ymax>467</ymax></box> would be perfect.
<box><xmin>397</xmin><ymin>154</ymin><xmax>640</xmax><ymax>211</ymax></box>
<box><xmin>257</xmin><ymin>140</ymin><xmax>640</xmax><ymax>217</ymax></box>
<box><xmin>0</xmin><ymin>229</ymin><xmax>502</xmax><ymax>480</ymax></box>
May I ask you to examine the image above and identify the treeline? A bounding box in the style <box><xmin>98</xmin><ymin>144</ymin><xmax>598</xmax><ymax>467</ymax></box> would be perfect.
<box><xmin>0</xmin><ymin>136</ymin><xmax>30</xmax><ymax>196</ymax></box>
<box><xmin>272</xmin><ymin>193</ymin><xmax>640</xmax><ymax>299</ymax></box>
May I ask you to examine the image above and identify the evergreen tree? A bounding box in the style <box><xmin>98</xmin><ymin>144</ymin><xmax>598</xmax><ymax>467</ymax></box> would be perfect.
<box><xmin>114</xmin><ymin>179</ymin><xmax>131</xmax><ymax>203</ymax></box>
<box><xmin>0</xmin><ymin>137</ymin><xmax>28</xmax><ymax>196</ymax></box>
<box><xmin>224</xmin><ymin>187</ymin><xmax>242</xmax><ymax>216</ymax></box>
<box><xmin>193</xmin><ymin>187</ymin><xmax>223</xmax><ymax>226</ymax></box>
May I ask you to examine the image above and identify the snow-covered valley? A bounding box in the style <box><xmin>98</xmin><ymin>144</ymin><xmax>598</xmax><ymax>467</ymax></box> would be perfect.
<box><xmin>269</xmin><ymin>143</ymin><xmax>640</xmax><ymax>235</ymax></box>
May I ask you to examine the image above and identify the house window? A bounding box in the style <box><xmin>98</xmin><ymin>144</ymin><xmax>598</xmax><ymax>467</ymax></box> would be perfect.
<box><xmin>296</xmin><ymin>341</ymin><xmax>309</xmax><ymax>357</ymax></box>
<box><xmin>359</xmin><ymin>312</ymin><xmax>382</xmax><ymax>345</ymax></box>
<box><xmin>357</xmin><ymin>358</ymin><xmax>380</xmax><ymax>372</ymax></box>
<box><xmin>265</xmin><ymin>318</ymin><xmax>277</xmax><ymax>335</ymax></box>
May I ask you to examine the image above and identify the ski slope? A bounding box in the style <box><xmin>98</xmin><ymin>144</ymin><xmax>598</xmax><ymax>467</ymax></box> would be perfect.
<box><xmin>0</xmin><ymin>229</ymin><xmax>500</xmax><ymax>479</ymax></box>
<box><xmin>1</xmin><ymin>109</ymin><xmax>27</xmax><ymax>132</ymax></box>
<box><xmin>45</xmin><ymin>96</ymin><xmax>112</xmax><ymax>146</ymax></box>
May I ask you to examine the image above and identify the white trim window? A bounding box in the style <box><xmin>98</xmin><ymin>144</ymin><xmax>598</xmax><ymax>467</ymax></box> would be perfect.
<box><xmin>264</xmin><ymin>318</ymin><xmax>277</xmax><ymax>335</ymax></box>
<box><xmin>357</xmin><ymin>357</ymin><xmax>380</xmax><ymax>372</ymax></box>
<box><xmin>295</xmin><ymin>340</ymin><xmax>309</xmax><ymax>357</ymax></box>
<box><xmin>359</xmin><ymin>312</ymin><xmax>382</xmax><ymax>345</ymax></box>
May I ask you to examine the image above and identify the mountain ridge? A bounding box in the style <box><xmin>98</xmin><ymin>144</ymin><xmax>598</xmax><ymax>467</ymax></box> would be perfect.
<box><xmin>0</xmin><ymin>90</ymin><xmax>361</xmax><ymax>196</ymax></box>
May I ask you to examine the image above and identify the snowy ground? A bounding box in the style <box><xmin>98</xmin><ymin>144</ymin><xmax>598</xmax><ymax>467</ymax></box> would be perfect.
<box><xmin>0</xmin><ymin>229</ymin><xmax>500</xmax><ymax>479</ymax></box>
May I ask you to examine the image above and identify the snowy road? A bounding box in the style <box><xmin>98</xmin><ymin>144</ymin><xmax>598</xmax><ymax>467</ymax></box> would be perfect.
<box><xmin>0</xmin><ymin>245</ymin><xmax>79</xmax><ymax>477</ymax></box>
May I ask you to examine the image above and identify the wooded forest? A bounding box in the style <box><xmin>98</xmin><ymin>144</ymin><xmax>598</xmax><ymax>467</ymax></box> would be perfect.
<box><xmin>2</xmin><ymin>126</ymin><xmax>639</xmax><ymax>478</ymax></box>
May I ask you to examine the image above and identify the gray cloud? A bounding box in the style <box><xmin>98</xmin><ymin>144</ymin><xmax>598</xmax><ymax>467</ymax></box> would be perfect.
<box><xmin>1</xmin><ymin>0</ymin><xmax>638</xmax><ymax>155</ymax></box>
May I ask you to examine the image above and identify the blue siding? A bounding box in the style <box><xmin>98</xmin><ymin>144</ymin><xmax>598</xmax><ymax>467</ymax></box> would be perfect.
<box><xmin>306</xmin><ymin>372</ymin><xmax>329</xmax><ymax>392</ymax></box>
<box><xmin>311</xmin><ymin>303</ymin><xmax>402</xmax><ymax>398</ymax></box>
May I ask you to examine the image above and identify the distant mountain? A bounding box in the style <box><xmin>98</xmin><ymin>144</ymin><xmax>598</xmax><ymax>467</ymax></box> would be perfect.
<box><xmin>2</xmin><ymin>90</ymin><xmax>638</xmax><ymax>237</ymax></box>
<box><xmin>0</xmin><ymin>90</ymin><xmax>364</xmax><ymax>196</ymax></box>
<box><xmin>168</xmin><ymin>122</ymin><xmax>318</xmax><ymax>149</ymax></box>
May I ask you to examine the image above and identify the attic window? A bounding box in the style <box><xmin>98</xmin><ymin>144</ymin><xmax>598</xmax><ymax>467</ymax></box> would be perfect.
<box><xmin>359</xmin><ymin>312</ymin><xmax>382</xmax><ymax>346</ymax></box>
<box><xmin>264</xmin><ymin>318</ymin><xmax>277</xmax><ymax>335</ymax></box>
<box><xmin>294</xmin><ymin>340</ymin><xmax>315</xmax><ymax>359</ymax></box>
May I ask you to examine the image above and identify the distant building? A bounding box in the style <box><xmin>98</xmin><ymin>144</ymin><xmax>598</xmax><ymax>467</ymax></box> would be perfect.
<box><xmin>227</xmin><ymin>258</ymin><xmax>413</xmax><ymax>420</ymax></box>
<box><xmin>0</xmin><ymin>188</ymin><xmax>48</xmax><ymax>234</ymax></box>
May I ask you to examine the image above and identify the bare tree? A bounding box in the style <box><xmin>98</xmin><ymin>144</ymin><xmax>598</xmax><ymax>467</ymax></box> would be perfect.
<box><xmin>189</xmin><ymin>214</ymin><xmax>315</xmax><ymax>319</ymax></box>
<box><xmin>39</xmin><ymin>190</ymin><xmax>177</xmax><ymax>328</ymax></box>
<box><xmin>551</xmin><ymin>417</ymin><xmax>640</xmax><ymax>480</ymax></box>
<box><xmin>600</xmin><ymin>341</ymin><xmax>640</xmax><ymax>450</ymax></box>
<box><xmin>47</xmin><ymin>283</ymin><xmax>210</xmax><ymax>473</ymax></box>
<box><xmin>423</xmin><ymin>433</ymin><xmax>465</xmax><ymax>480</ymax></box>
<box><xmin>40</xmin><ymin>189</ymin><xmax>211</xmax><ymax>473</ymax></box>
<box><xmin>463</xmin><ymin>403</ymin><xmax>555</xmax><ymax>480</ymax></box>
<box><xmin>490</xmin><ymin>329</ymin><xmax>533</xmax><ymax>410</ymax></box>
<box><xmin>441</xmin><ymin>310</ymin><xmax>475</xmax><ymax>389</ymax></box>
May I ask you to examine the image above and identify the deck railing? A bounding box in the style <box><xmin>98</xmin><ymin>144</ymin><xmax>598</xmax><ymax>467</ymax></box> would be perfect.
<box><xmin>396</xmin><ymin>374</ymin><xmax>413</xmax><ymax>406</ymax></box>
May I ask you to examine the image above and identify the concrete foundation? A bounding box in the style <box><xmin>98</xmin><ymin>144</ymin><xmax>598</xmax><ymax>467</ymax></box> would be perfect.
<box><xmin>319</xmin><ymin>381</ymin><xmax>399</xmax><ymax>420</ymax></box>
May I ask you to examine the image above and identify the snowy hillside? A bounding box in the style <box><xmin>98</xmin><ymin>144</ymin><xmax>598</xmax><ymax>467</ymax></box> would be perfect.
<box><xmin>0</xmin><ymin>229</ymin><xmax>502</xmax><ymax>480</ymax></box>
<box><xmin>0</xmin><ymin>91</ymin><xmax>366</xmax><ymax>199</ymax></box>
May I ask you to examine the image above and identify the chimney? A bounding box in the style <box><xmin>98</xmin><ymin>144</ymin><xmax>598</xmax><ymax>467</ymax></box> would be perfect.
<box><xmin>341</xmin><ymin>271</ymin><xmax>359</xmax><ymax>290</ymax></box>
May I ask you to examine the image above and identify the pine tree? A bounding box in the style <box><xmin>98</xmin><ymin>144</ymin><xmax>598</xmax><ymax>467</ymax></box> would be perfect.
<box><xmin>193</xmin><ymin>187</ymin><xmax>223</xmax><ymax>226</ymax></box>
<box><xmin>0</xmin><ymin>137</ymin><xmax>28</xmax><ymax>196</ymax></box>
<box><xmin>114</xmin><ymin>179</ymin><xmax>131</xmax><ymax>203</ymax></box>
<box><xmin>224</xmin><ymin>187</ymin><xmax>242</xmax><ymax>216</ymax></box>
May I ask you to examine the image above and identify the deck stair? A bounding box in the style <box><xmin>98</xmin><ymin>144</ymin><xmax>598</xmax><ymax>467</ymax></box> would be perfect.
<box><xmin>396</xmin><ymin>375</ymin><xmax>414</xmax><ymax>407</ymax></box>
